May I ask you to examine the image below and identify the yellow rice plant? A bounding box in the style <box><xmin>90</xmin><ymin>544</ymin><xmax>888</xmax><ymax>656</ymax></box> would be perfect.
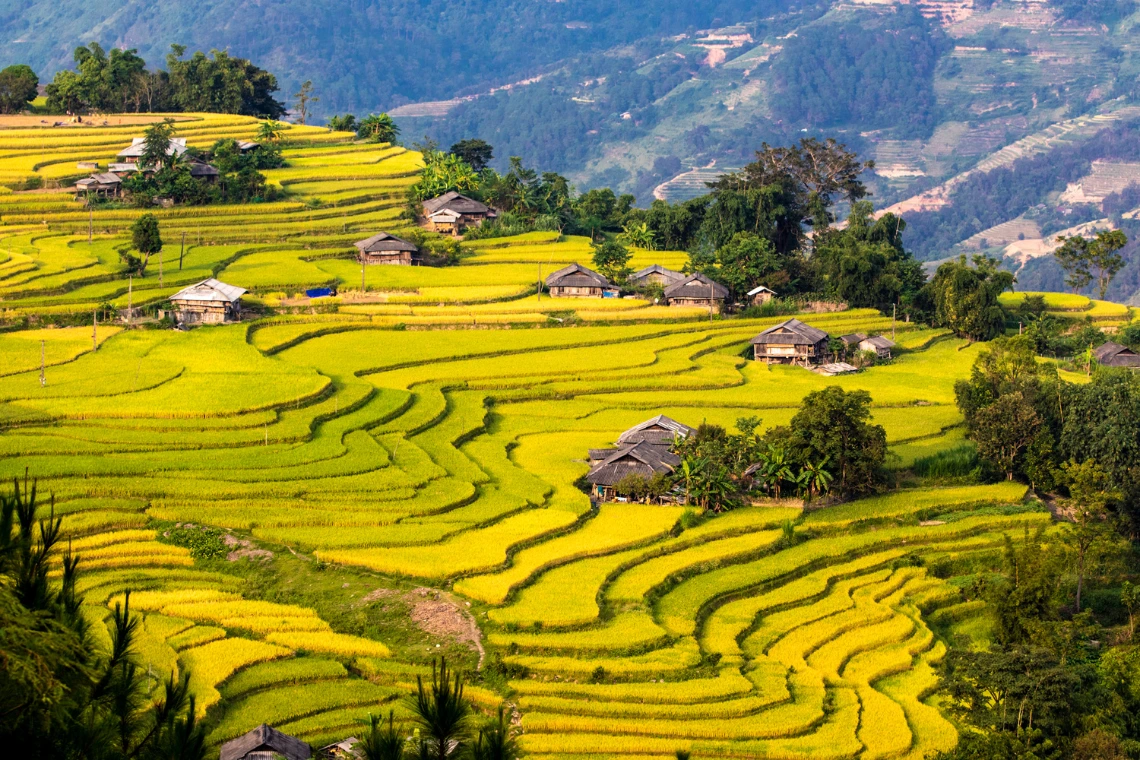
<box><xmin>265</xmin><ymin>631</ymin><xmax>391</xmax><ymax>658</ymax></box>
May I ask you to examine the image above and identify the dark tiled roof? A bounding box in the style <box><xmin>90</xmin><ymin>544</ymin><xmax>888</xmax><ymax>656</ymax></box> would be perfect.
<box><xmin>618</xmin><ymin>415</ymin><xmax>694</xmax><ymax>446</ymax></box>
<box><xmin>76</xmin><ymin>173</ymin><xmax>122</xmax><ymax>187</ymax></box>
<box><xmin>751</xmin><ymin>318</ymin><xmax>830</xmax><ymax>346</ymax></box>
<box><xmin>1095</xmin><ymin>341</ymin><xmax>1140</xmax><ymax>367</ymax></box>
<box><xmin>189</xmin><ymin>163</ymin><xmax>219</xmax><ymax>177</ymax></box>
<box><xmin>630</xmin><ymin>265</ymin><xmax>685</xmax><ymax>285</ymax></box>
<box><xmin>664</xmin><ymin>273</ymin><xmax>729</xmax><ymax>301</ymax></box>
<box><xmin>422</xmin><ymin>191</ymin><xmax>492</xmax><ymax>216</ymax></box>
<box><xmin>588</xmin><ymin>448</ymin><xmax>618</xmax><ymax>461</ymax></box>
<box><xmin>354</xmin><ymin>232</ymin><xmax>418</xmax><ymax>253</ymax></box>
<box><xmin>585</xmin><ymin>441</ymin><xmax>680</xmax><ymax>486</ymax></box>
<box><xmin>221</xmin><ymin>725</ymin><xmax>311</xmax><ymax>760</ymax></box>
<box><xmin>862</xmin><ymin>336</ymin><xmax>895</xmax><ymax>349</ymax></box>
<box><xmin>545</xmin><ymin>263</ymin><xmax>611</xmax><ymax>288</ymax></box>
<box><xmin>839</xmin><ymin>333</ymin><xmax>867</xmax><ymax>346</ymax></box>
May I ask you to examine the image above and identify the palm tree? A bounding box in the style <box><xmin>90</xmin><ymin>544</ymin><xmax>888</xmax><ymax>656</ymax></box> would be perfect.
<box><xmin>359</xmin><ymin>711</ymin><xmax>405</xmax><ymax>760</ymax></box>
<box><xmin>470</xmin><ymin>706</ymin><xmax>519</xmax><ymax>760</ymax></box>
<box><xmin>798</xmin><ymin>458</ymin><xmax>834</xmax><ymax>503</ymax></box>
<box><xmin>256</xmin><ymin>120</ymin><xmax>285</xmax><ymax>143</ymax></box>
<box><xmin>408</xmin><ymin>657</ymin><xmax>471</xmax><ymax>760</ymax></box>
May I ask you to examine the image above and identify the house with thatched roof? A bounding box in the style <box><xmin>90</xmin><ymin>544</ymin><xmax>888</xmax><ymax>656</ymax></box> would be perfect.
<box><xmin>630</xmin><ymin>265</ymin><xmax>685</xmax><ymax>288</ymax></box>
<box><xmin>747</xmin><ymin>285</ymin><xmax>777</xmax><ymax>305</ymax></box>
<box><xmin>75</xmin><ymin>173</ymin><xmax>122</xmax><ymax>199</ymax></box>
<box><xmin>221</xmin><ymin>724</ymin><xmax>310</xmax><ymax>760</ymax></box>
<box><xmin>422</xmin><ymin>191</ymin><xmax>496</xmax><ymax>234</ymax></box>
<box><xmin>117</xmin><ymin>137</ymin><xmax>187</xmax><ymax>164</ymax></box>
<box><xmin>167</xmin><ymin>278</ymin><xmax>247</xmax><ymax>326</ymax></box>
<box><xmin>1094</xmin><ymin>341</ymin><xmax>1140</xmax><ymax>369</ymax></box>
<box><xmin>545</xmin><ymin>263</ymin><xmax>612</xmax><ymax>298</ymax></box>
<box><xmin>664</xmin><ymin>273</ymin><xmax>729</xmax><ymax>311</ymax></box>
<box><xmin>354</xmin><ymin>232</ymin><xmax>420</xmax><ymax>265</ymax></box>
<box><xmin>750</xmin><ymin>318</ymin><xmax>830</xmax><ymax>365</ymax></box>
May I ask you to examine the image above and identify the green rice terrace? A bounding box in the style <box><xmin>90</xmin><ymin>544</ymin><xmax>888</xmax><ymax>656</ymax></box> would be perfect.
<box><xmin>0</xmin><ymin>115</ymin><xmax>1133</xmax><ymax>759</ymax></box>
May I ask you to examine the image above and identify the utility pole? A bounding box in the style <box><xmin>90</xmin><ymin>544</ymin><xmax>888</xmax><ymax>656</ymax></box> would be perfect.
<box><xmin>39</xmin><ymin>340</ymin><xmax>45</xmax><ymax>387</ymax></box>
<box><xmin>92</xmin><ymin>310</ymin><xmax>97</xmax><ymax>351</ymax></box>
<box><xmin>179</xmin><ymin>231</ymin><xmax>186</xmax><ymax>270</ymax></box>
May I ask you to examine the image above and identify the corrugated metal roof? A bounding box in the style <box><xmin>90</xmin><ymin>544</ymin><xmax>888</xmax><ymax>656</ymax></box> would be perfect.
<box><xmin>751</xmin><ymin>318</ymin><xmax>829</xmax><ymax>346</ymax></box>
<box><xmin>169</xmin><ymin>278</ymin><xmax>247</xmax><ymax>304</ymax></box>
<box><xmin>76</xmin><ymin>173</ymin><xmax>121</xmax><ymax>187</ymax></box>
<box><xmin>861</xmin><ymin>336</ymin><xmax>895</xmax><ymax>349</ymax></box>
<box><xmin>618</xmin><ymin>415</ymin><xmax>694</xmax><ymax>445</ymax></box>
<box><xmin>117</xmin><ymin>137</ymin><xmax>187</xmax><ymax>158</ymax></box>
<box><xmin>747</xmin><ymin>285</ymin><xmax>777</xmax><ymax>296</ymax></box>
<box><xmin>545</xmin><ymin>263</ymin><xmax>610</xmax><ymax>288</ymax></box>
<box><xmin>1095</xmin><ymin>341</ymin><xmax>1140</xmax><ymax>367</ymax></box>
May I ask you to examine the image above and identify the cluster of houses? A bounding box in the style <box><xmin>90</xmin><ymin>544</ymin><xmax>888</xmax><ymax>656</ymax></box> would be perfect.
<box><xmin>585</xmin><ymin>415</ymin><xmax>694</xmax><ymax>502</ymax></box>
<box><xmin>750</xmin><ymin>318</ymin><xmax>895</xmax><ymax>373</ymax></box>
<box><xmin>74</xmin><ymin>137</ymin><xmax>259</xmax><ymax>201</ymax></box>
<box><xmin>542</xmin><ymin>262</ymin><xmax>734</xmax><ymax>310</ymax></box>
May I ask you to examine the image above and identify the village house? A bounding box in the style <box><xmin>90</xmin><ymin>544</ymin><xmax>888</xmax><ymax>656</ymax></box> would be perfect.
<box><xmin>585</xmin><ymin>415</ymin><xmax>693</xmax><ymax>502</ymax></box>
<box><xmin>750</xmin><ymin>318</ymin><xmax>830</xmax><ymax>365</ymax></box>
<box><xmin>166</xmin><ymin>278</ymin><xmax>247</xmax><ymax>326</ymax></box>
<box><xmin>74</xmin><ymin>173</ymin><xmax>122</xmax><ymax>200</ymax></box>
<box><xmin>545</xmin><ymin>263</ymin><xmax>612</xmax><ymax>298</ymax></box>
<box><xmin>422</xmin><ymin>191</ymin><xmax>496</xmax><ymax>234</ymax></box>
<box><xmin>1094</xmin><ymin>341</ymin><xmax>1140</xmax><ymax>369</ymax></box>
<box><xmin>237</xmin><ymin>140</ymin><xmax>260</xmax><ymax>154</ymax></box>
<box><xmin>747</xmin><ymin>285</ymin><xmax>777</xmax><ymax>306</ymax></box>
<box><xmin>858</xmin><ymin>335</ymin><xmax>895</xmax><ymax>360</ymax></box>
<box><xmin>117</xmin><ymin>137</ymin><xmax>188</xmax><ymax>165</ymax></box>
<box><xmin>188</xmin><ymin>160</ymin><xmax>220</xmax><ymax>184</ymax></box>
<box><xmin>629</xmin><ymin>264</ymin><xmax>685</xmax><ymax>288</ymax></box>
<box><xmin>221</xmin><ymin>724</ymin><xmax>310</xmax><ymax>760</ymax></box>
<box><xmin>354</xmin><ymin>232</ymin><xmax>420</xmax><ymax>265</ymax></box>
<box><xmin>664</xmin><ymin>273</ymin><xmax>729</xmax><ymax>311</ymax></box>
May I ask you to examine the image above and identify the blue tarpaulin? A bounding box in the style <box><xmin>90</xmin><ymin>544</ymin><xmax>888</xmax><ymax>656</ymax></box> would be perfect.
<box><xmin>306</xmin><ymin>287</ymin><xmax>334</xmax><ymax>298</ymax></box>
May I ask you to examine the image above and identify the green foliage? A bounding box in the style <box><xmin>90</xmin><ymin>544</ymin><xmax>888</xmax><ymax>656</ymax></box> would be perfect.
<box><xmin>411</xmin><ymin>151</ymin><xmax>480</xmax><ymax>202</ymax></box>
<box><xmin>1054</xmin><ymin>229</ymin><xmax>1129</xmax><ymax>300</ymax></box>
<box><xmin>0</xmin><ymin>64</ymin><xmax>38</xmax><ymax>114</ymax></box>
<box><xmin>327</xmin><ymin>114</ymin><xmax>357</xmax><ymax>132</ymax></box>
<box><xmin>591</xmin><ymin>239</ymin><xmax>632</xmax><ymax>284</ymax></box>
<box><xmin>470</xmin><ymin>706</ymin><xmax>520</xmax><ymax>760</ymax></box>
<box><xmin>358</xmin><ymin>113</ymin><xmax>399</xmax><ymax>144</ymax></box>
<box><xmin>160</xmin><ymin>524</ymin><xmax>228</xmax><ymax>560</ymax></box>
<box><xmin>929</xmin><ymin>255</ymin><xmax>1014</xmax><ymax>341</ymax></box>
<box><xmin>359</xmin><ymin>711</ymin><xmax>405</xmax><ymax>760</ymax></box>
<box><xmin>166</xmin><ymin>46</ymin><xmax>285</xmax><ymax>117</ymax></box>
<box><xmin>450</xmin><ymin>139</ymin><xmax>494</xmax><ymax>172</ymax></box>
<box><xmin>410</xmin><ymin>658</ymin><xmax>471</xmax><ymax>760</ymax></box>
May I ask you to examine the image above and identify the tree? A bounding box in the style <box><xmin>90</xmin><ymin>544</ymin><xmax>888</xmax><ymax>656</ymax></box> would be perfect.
<box><xmin>591</xmin><ymin>239</ymin><xmax>632</xmax><ymax>284</ymax></box>
<box><xmin>327</xmin><ymin>114</ymin><xmax>357</xmax><ymax>132</ymax></box>
<box><xmin>411</xmin><ymin>151</ymin><xmax>480</xmax><ymax>201</ymax></box>
<box><xmin>618</xmin><ymin>221</ymin><xmax>656</xmax><ymax>250</ymax></box>
<box><xmin>1058</xmin><ymin>460</ymin><xmax>1119</xmax><ymax>612</ymax></box>
<box><xmin>358</xmin><ymin>113</ymin><xmax>399</xmax><ymax>144</ymax></box>
<box><xmin>409</xmin><ymin>658</ymin><xmax>471</xmax><ymax>760</ymax></box>
<box><xmin>257</xmin><ymin>119</ymin><xmax>285</xmax><ymax>143</ymax></box>
<box><xmin>928</xmin><ymin>254</ymin><xmax>1015</xmax><ymax>341</ymax></box>
<box><xmin>294</xmin><ymin>80</ymin><xmax>317</xmax><ymax>125</ymax></box>
<box><xmin>0</xmin><ymin>65</ymin><xmax>38</xmax><ymax>114</ymax></box>
<box><xmin>165</xmin><ymin>47</ymin><xmax>286</xmax><ymax>118</ymax></box>
<box><xmin>1054</xmin><ymin>230</ymin><xmax>1129</xmax><ymax>299</ymax></box>
<box><xmin>765</xmin><ymin>386</ymin><xmax>887</xmax><ymax>496</ymax></box>
<box><xmin>129</xmin><ymin>214</ymin><xmax>163</xmax><ymax>275</ymax></box>
<box><xmin>469</xmin><ymin>706</ymin><xmax>519</xmax><ymax>760</ymax></box>
<box><xmin>359</xmin><ymin>711</ymin><xmax>405</xmax><ymax>760</ymax></box>
<box><xmin>449</xmin><ymin>139</ymin><xmax>494</xmax><ymax>171</ymax></box>
<box><xmin>972</xmin><ymin>391</ymin><xmax>1041</xmax><ymax>481</ymax></box>
<box><xmin>140</xmin><ymin>118</ymin><xmax>176</xmax><ymax>169</ymax></box>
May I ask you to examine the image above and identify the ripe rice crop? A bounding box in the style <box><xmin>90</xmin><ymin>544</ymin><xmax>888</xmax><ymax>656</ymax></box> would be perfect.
<box><xmin>265</xmin><ymin>631</ymin><xmax>392</xmax><ymax>658</ymax></box>
<box><xmin>179</xmin><ymin>637</ymin><xmax>292</xmax><ymax>713</ymax></box>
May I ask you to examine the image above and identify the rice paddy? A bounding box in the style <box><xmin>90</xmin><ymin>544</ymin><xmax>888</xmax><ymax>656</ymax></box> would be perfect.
<box><xmin>0</xmin><ymin>114</ymin><xmax>1070</xmax><ymax>757</ymax></box>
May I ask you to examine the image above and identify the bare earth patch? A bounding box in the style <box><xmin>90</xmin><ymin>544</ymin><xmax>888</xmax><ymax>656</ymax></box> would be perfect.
<box><xmin>223</xmin><ymin>533</ymin><xmax>274</xmax><ymax>562</ymax></box>
<box><xmin>406</xmin><ymin>587</ymin><xmax>485</xmax><ymax>666</ymax></box>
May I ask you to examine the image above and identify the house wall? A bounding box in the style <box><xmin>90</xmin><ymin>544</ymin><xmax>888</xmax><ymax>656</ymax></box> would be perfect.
<box><xmin>360</xmin><ymin>251</ymin><xmax>413</xmax><ymax>266</ymax></box>
<box><xmin>668</xmin><ymin>297</ymin><xmax>721</xmax><ymax>312</ymax></box>
<box><xmin>550</xmin><ymin>285</ymin><xmax>603</xmax><ymax>298</ymax></box>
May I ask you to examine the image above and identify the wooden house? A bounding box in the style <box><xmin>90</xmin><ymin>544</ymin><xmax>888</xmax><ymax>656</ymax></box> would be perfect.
<box><xmin>221</xmin><ymin>724</ymin><xmax>310</xmax><ymax>760</ymax></box>
<box><xmin>75</xmin><ymin>173</ymin><xmax>122</xmax><ymax>200</ymax></box>
<box><xmin>422</xmin><ymin>191</ymin><xmax>496</xmax><ymax>234</ymax></box>
<box><xmin>585</xmin><ymin>441</ymin><xmax>681</xmax><ymax>502</ymax></box>
<box><xmin>354</xmin><ymin>232</ymin><xmax>420</xmax><ymax>265</ymax></box>
<box><xmin>189</xmin><ymin>161</ymin><xmax>220</xmax><ymax>184</ymax></box>
<box><xmin>1094</xmin><ymin>341</ymin><xmax>1140</xmax><ymax>369</ymax></box>
<box><xmin>750</xmin><ymin>319</ymin><xmax>830</xmax><ymax>365</ymax></box>
<box><xmin>545</xmin><ymin>263</ymin><xmax>612</xmax><ymax>298</ymax></box>
<box><xmin>747</xmin><ymin>285</ymin><xmax>777</xmax><ymax>305</ymax></box>
<box><xmin>858</xmin><ymin>335</ymin><xmax>894</xmax><ymax>359</ymax></box>
<box><xmin>166</xmin><ymin>278</ymin><xmax>246</xmax><ymax>325</ymax></box>
<box><xmin>117</xmin><ymin>137</ymin><xmax>187</xmax><ymax>165</ymax></box>
<box><xmin>317</xmin><ymin>737</ymin><xmax>359</xmax><ymax>760</ymax></box>
<box><xmin>618</xmin><ymin>414</ymin><xmax>695</xmax><ymax>446</ymax></box>
<box><xmin>630</xmin><ymin>265</ymin><xmax>685</xmax><ymax>288</ymax></box>
<box><xmin>664</xmin><ymin>273</ymin><xmax>729</xmax><ymax>311</ymax></box>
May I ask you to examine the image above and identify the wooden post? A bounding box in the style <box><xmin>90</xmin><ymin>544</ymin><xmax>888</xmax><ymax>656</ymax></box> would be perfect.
<box><xmin>179</xmin><ymin>231</ymin><xmax>186</xmax><ymax>270</ymax></box>
<box><xmin>39</xmin><ymin>340</ymin><xmax>45</xmax><ymax>387</ymax></box>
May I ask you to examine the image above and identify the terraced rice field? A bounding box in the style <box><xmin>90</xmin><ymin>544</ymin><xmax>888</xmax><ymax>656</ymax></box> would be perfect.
<box><xmin>0</xmin><ymin>115</ymin><xmax>1059</xmax><ymax>757</ymax></box>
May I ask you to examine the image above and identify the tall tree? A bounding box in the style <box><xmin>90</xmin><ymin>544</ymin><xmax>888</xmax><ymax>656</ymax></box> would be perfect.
<box><xmin>449</xmin><ymin>139</ymin><xmax>494</xmax><ymax>171</ymax></box>
<box><xmin>1059</xmin><ymin>460</ymin><xmax>1119</xmax><ymax>612</ymax></box>
<box><xmin>165</xmin><ymin>46</ymin><xmax>285</xmax><ymax>117</ymax></box>
<box><xmin>591</xmin><ymin>239</ymin><xmax>632</xmax><ymax>284</ymax></box>
<box><xmin>928</xmin><ymin>255</ymin><xmax>1015</xmax><ymax>341</ymax></box>
<box><xmin>971</xmin><ymin>391</ymin><xmax>1042</xmax><ymax>481</ymax></box>
<box><xmin>1054</xmin><ymin>230</ymin><xmax>1129</xmax><ymax>299</ymax></box>
<box><xmin>0</xmin><ymin>65</ymin><xmax>38</xmax><ymax>114</ymax></box>
<box><xmin>293</xmin><ymin>80</ymin><xmax>317</xmax><ymax>125</ymax></box>
<box><xmin>129</xmin><ymin>214</ymin><xmax>163</xmax><ymax>275</ymax></box>
<box><xmin>409</xmin><ymin>658</ymin><xmax>471</xmax><ymax>760</ymax></box>
<box><xmin>358</xmin><ymin>113</ymin><xmax>399</xmax><ymax>144</ymax></box>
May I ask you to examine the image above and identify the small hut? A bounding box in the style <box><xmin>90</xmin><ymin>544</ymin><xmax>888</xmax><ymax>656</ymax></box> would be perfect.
<box><xmin>422</xmin><ymin>191</ymin><xmax>496</xmax><ymax>234</ymax></box>
<box><xmin>189</xmin><ymin>161</ymin><xmax>220</xmax><ymax>184</ymax></box>
<box><xmin>75</xmin><ymin>173</ymin><xmax>122</xmax><ymax>200</ymax></box>
<box><xmin>117</xmin><ymin>137</ymin><xmax>187</xmax><ymax>165</ymax></box>
<box><xmin>237</xmin><ymin>140</ymin><xmax>261</xmax><ymax>154</ymax></box>
<box><xmin>1094</xmin><ymin>341</ymin><xmax>1140</xmax><ymax>369</ymax></box>
<box><xmin>664</xmin><ymin>273</ymin><xmax>729</xmax><ymax>311</ymax></box>
<box><xmin>221</xmin><ymin>724</ymin><xmax>311</xmax><ymax>760</ymax></box>
<box><xmin>618</xmin><ymin>414</ymin><xmax>695</xmax><ymax>446</ymax></box>
<box><xmin>585</xmin><ymin>441</ymin><xmax>681</xmax><ymax>502</ymax></box>
<box><xmin>629</xmin><ymin>265</ymin><xmax>685</xmax><ymax>288</ymax></box>
<box><xmin>354</xmin><ymin>232</ymin><xmax>420</xmax><ymax>265</ymax></box>
<box><xmin>545</xmin><ymin>263</ymin><xmax>612</xmax><ymax>298</ymax></box>
<box><xmin>858</xmin><ymin>335</ymin><xmax>895</xmax><ymax>360</ymax></box>
<box><xmin>750</xmin><ymin>319</ymin><xmax>830</xmax><ymax>365</ymax></box>
<box><xmin>167</xmin><ymin>278</ymin><xmax>246</xmax><ymax>326</ymax></box>
<box><xmin>747</xmin><ymin>285</ymin><xmax>777</xmax><ymax>305</ymax></box>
